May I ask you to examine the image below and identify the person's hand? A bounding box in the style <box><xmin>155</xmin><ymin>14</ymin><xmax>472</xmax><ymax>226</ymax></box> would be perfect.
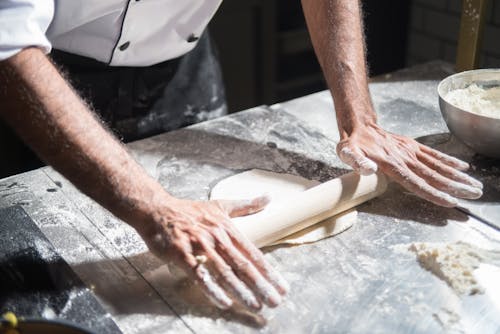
<box><xmin>336</xmin><ymin>123</ymin><xmax>483</xmax><ymax>207</ymax></box>
<box><xmin>137</xmin><ymin>195</ymin><xmax>289</xmax><ymax>311</ymax></box>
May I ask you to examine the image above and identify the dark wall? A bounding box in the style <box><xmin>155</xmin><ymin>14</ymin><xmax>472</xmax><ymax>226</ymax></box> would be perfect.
<box><xmin>363</xmin><ymin>1</ymin><xmax>411</xmax><ymax>76</ymax></box>
<box><xmin>210</xmin><ymin>0</ymin><xmax>411</xmax><ymax>112</ymax></box>
<box><xmin>0</xmin><ymin>122</ymin><xmax>43</xmax><ymax>178</ymax></box>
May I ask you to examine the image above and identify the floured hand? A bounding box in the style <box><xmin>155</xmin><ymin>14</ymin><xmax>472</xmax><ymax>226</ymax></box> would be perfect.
<box><xmin>137</xmin><ymin>195</ymin><xmax>289</xmax><ymax>311</ymax></box>
<box><xmin>337</xmin><ymin>123</ymin><xmax>483</xmax><ymax>207</ymax></box>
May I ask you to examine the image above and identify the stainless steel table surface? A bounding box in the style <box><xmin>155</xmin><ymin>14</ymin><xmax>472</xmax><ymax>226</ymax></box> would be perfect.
<box><xmin>1</xmin><ymin>62</ymin><xmax>499</xmax><ymax>334</ymax></box>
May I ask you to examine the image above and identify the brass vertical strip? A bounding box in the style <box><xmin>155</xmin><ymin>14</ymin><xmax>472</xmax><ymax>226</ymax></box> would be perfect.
<box><xmin>456</xmin><ymin>0</ymin><xmax>490</xmax><ymax>72</ymax></box>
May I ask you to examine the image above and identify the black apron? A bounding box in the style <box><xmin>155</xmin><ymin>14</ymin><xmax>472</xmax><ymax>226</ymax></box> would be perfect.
<box><xmin>0</xmin><ymin>32</ymin><xmax>226</xmax><ymax>177</ymax></box>
<box><xmin>50</xmin><ymin>31</ymin><xmax>227</xmax><ymax>142</ymax></box>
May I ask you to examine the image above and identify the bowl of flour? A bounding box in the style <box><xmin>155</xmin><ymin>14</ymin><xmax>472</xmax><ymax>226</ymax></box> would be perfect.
<box><xmin>438</xmin><ymin>69</ymin><xmax>500</xmax><ymax>158</ymax></box>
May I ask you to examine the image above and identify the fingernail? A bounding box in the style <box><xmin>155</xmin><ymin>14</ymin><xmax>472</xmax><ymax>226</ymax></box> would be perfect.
<box><xmin>466</xmin><ymin>184</ymin><xmax>483</xmax><ymax>198</ymax></box>
<box><xmin>468</xmin><ymin>188</ymin><xmax>483</xmax><ymax>199</ymax></box>
<box><xmin>242</xmin><ymin>290</ymin><xmax>261</xmax><ymax>310</ymax></box>
<box><xmin>358</xmin><ymin>158</ymin><xmax>378</xmax><ymax>175</ymax></box>
<box><xmin>454</xmin><ymin>160</ymin><xmax>469</xmax><ymax>168</ymax></box>
<box><xmin>456</xmin><ymin>171</ymin><xmax>483</xmax><ymax>189</ymax></box>
<box><xmin>443</xmin><ymin>194</ymin><xmax>459</xmax><ymax>207</ymax></box>
<box><xmin>256</xmin><ymin>278</ymin><xmax>282</xmax><ymax>307</ymax></box>
<box><xmin>234</xmin><ymin>281</ymin><xmax>261</xmax><ymax>310</ymax></box>
<box><xmin>271</xmin><ymin>272</ymin><xmax>290</xmax><ymax>295</ymax></box>
<box><xmin>206</xmin><ymin>288</ymin><xmax>233</xmax><ymax>309</ymax></box>
<box><xmin>458</xmin><ymin>161</ymin><xmax>470</xmax><ymax>169</ymax></box>
<box><xmin>470</xmin><ymin>178</ymin><xmax>483</xmax><ymax>189</ymax></box>
<box><xmin>450</xmin><ymin>182</ymin><xmax>483</xmax><ymax>199</ymax></box>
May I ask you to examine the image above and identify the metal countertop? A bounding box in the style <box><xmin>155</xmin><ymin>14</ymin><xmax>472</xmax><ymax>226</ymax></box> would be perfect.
<box><xmin>1</xmin><ymin>61</ymin><xmax>499</xmax><ymax>334</ymax></box>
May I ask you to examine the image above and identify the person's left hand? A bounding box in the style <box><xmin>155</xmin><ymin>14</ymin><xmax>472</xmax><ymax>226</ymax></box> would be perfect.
<box><xmin>336</xmin><ymin>122</ymin><xmax>483</xmax><ymax>207</ymax></box>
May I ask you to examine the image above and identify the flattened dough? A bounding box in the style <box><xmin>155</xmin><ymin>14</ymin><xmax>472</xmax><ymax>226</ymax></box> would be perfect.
<box><xmin>210</xmin><ymin>169</ymin><xmax>356</xmax><ymax>246</ymax></box>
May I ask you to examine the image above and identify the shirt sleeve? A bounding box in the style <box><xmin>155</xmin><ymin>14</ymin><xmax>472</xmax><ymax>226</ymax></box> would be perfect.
<box><xmin>0</xmin><ymin>0</ymin><xmax>54</xmax><ymax>61</ymax></box>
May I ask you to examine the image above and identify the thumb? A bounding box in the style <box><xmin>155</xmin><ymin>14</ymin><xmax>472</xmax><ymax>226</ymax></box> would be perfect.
<box><xmin>217</xmin><ymin>195</ymin><xmax>271</xmax><ymax>218</ymax></box>
<box><xmin>337</xmin><ymin>142</ymin><xmax>378</xmax><ymax>175</ymax></box>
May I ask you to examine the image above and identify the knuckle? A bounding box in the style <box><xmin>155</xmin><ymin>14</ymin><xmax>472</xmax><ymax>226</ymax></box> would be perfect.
<box><xmin>219</xmin><ymin>265</ymin><xmax>235</xmax><ymax>280</ymax></box>
<box><xmin>390</xmin><ymin>165</ymin><xmax>406</xmax><ymax>178</ymax></box>
<box><xmin>336</xmin><ymin>141</ymin><xmax>351</xmax><ymax>156</ymax></box>
<box><xmin>404</xmin><ymin>159</ymin><xmax>422</xmax><ymax>171</ymax></box>
<box><xmin>234</xmin><ymin>259</ymin><xmax>252</xmax><ymax>273</ymax></box>
<box><xmin>212</xmin><ymin>228</ymin><xmax>232</xmax><ymax>247</ymax></box>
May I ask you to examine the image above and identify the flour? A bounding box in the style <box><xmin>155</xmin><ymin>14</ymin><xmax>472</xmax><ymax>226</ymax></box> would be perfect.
<box><xmin>407</xmin><ymin>241</ymin><xmax>500</xmax><ymax>295</ymax></box>
<box><xmin>432</xmin><ymin>308</ymin><xmax>465</xmax><ymax>334</ymax></box>
<box><xmin>445</xmin><ymin>83</ymin><xmax>500</xmax><ymax>118</ymax></box>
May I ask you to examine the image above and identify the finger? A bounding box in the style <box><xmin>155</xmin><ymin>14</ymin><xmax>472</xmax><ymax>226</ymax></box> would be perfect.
<box><xmin>180</xmin><ymin>252</ymin><xmax>233</xmax><ymax>309</ymax></box>
<box><xmin>211</xmin><ymin>235</ymin><xmax>283</xmax><ymax>308</ymax></box>
<box><xmin>196</xmin><ymin>239</ymin><xmax>262</xmax><ymax>311</ymax></box>
<box><xmin>381</xmin><ymin>161</ymin><xmax>458</xmax><ymax>207</ymax></box>
<box><xmin>417</xmin><ymin>151</ymin><xmax>483</xmax><ymax>189</ymax></box>
<box><xmin>217</xmin><ymin>195</ymin><xmax>271</xmax><ymax>218</ymax></box>
<box><xmin>407</xmin><ymin>160</ymin><xmax>482</xmax><ymax>199</ymax></box>
<box><xmin>225</xmin><ymin>225</ymin><xmax>289</xmax><ymax>296</ymax></box>
<box><xmin>419</xmin><ymin>145</ymin><xmax>470</xmax><ymax>171</ymax></box>
<box><xmin>337</xmin><ymin>145</ymin><xmax>378</xmax><ymax>175</ymax></box>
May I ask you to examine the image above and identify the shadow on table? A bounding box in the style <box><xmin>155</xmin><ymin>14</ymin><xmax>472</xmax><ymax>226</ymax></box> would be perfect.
<box><xmin>71</xmin><ymin>251</ymin><xmax>268</xmax><ymax>329</ymax></box>
<box><xmin>0</xmin><ymin>250</ymin><xmax>85</xmax><ymax>316</ymax></box>
<box><xmin>359</xmin><ymin>182</ymin><xmax>469</xmax><ymax>226</ymax></box>
<box><xmin>418</xmin><ymin>133</ymin><xmax>500</xmax><ymax>204</ymax></box>
<box><xmin>144</xmin><ymin>123</ymin><xmax>350</xmax><ymax>201</ymax></box>
<box><xmin>71</xmin><ymin>127</ymin><xmax>489</xmax><ymax>328</ymax></box>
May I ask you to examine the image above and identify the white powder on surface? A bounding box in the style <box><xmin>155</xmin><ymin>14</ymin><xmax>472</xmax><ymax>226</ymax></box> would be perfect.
<box><xmin>445</xmin><ymin>83</ymin><xmax>500</xmax><ymax>118</ymax></box>
<box><xmin>406</xmin><ymin>241</ymin><xmax>500</xmax><ymax>295</ymax></box>
<box><xmin>432</xmin><ymin>308</ymin><xmax>465</xmax><ymax>334</ymax></box>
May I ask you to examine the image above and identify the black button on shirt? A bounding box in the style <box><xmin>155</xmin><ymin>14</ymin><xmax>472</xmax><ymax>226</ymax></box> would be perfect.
<box><xmin>119</xmin><ymin>41</ymin><xmax>130</xmax><ymax>51</ymax></box>
<box><xmin>187</xmin><ymin>34</ymin><xmax>199</xmax><ymax>43</ymax></box>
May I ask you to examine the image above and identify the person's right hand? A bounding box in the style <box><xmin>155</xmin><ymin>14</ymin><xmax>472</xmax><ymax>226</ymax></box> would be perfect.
<box><xmin>137</xmin><ymin>195</ymin><xmax>289</xmax><ymax>311</ymax></box>
<box><xmin>0</xmin><ymin>48</ymin><xmax>288</xmax><ymax>311</ymax></box>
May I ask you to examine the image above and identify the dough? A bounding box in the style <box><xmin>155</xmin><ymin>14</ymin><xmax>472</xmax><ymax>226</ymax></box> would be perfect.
<box><xmin>211</xmin><ymin>169</ymin><xmax>387</xmax><ymax>247</ymax></box>
<box><xmin>211</xmin><ymin>169</ymin><xmax>355</xmax><ymax>246</ymax></box>
<box><xmin>271</xmin><ymin>209</ymin><xmax>357</xmax><ymax>246</ymax></box>
<box><xmin>407</xmin><ymin>241</ymin><xmax>500</xmax><ymax>295</ymax></box>
<box><xmin>211</xmin><ymin>169</ymin><xmax>320</xmax><ymax>211</ymax></box>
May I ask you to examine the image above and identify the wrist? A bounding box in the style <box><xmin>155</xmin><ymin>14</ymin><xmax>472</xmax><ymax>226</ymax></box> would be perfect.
<box><xmin>115</xmin><ymin>176</ymin><xmax>179</xmax><ymax>234</ymax></box>
<box><xmin>329</xmin><ymin>80</ymin><xmax>377</xmax><ymax>138</ymax></box>
<box><xmin>335</xmin><ymin>103</ymin><xmax>377</xmax><ymax>138</ymax></box>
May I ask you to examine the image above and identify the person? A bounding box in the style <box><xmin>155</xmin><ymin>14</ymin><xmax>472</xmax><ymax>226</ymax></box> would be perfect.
<box><xmin>0</xmin><ymin>0</ymin><xmax>482</xmax><ymax>312</ymax></box>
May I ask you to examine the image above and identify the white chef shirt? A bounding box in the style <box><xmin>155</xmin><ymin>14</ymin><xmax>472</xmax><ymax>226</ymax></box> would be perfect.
<box><xmin>0</xmin><ymin>0</ymin><xmax>222</xmax><ymax>66</ymax></box>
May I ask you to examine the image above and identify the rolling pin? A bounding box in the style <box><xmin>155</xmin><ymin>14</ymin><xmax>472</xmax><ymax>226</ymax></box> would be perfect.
<box><xmin>231</xmin><ymin>172</ymin><xmax>388</xmax><ymax>247</ymax></box>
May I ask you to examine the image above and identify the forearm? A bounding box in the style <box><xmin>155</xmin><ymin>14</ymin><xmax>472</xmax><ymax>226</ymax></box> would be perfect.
<box><xmin>302</xmin><ymin>0</ymin><xmax>376</xmax><ymax>137</ymax></box>
<box><xmin>0</xmin><ymin>47</ymin><xmax>173</xmax><ymax>231</ymax></box>
<box><xmin>0</xmin><ymin>47</ymin><xmax>290</xmax><ymax>310</ymax></box>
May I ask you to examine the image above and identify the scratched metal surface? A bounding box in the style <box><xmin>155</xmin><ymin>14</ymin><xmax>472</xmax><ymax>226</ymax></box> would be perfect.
<box><xmin>1</xmin><ymin>61</ymin><xmax>499</xmax><ymax>333</ymax></box>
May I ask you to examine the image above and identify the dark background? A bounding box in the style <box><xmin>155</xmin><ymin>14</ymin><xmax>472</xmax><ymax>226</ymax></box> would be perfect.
<box><xmin>210</xmin><ymin>0</ymin><xmax>411</xmax><ymax>112</ymax></box>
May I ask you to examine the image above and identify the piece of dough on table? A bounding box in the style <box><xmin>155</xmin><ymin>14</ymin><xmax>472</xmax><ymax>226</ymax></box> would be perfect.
<box><xmin>210</xmin><ymin>169</ymin><xmax>387</xmax><ymax>247</ymax></box>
